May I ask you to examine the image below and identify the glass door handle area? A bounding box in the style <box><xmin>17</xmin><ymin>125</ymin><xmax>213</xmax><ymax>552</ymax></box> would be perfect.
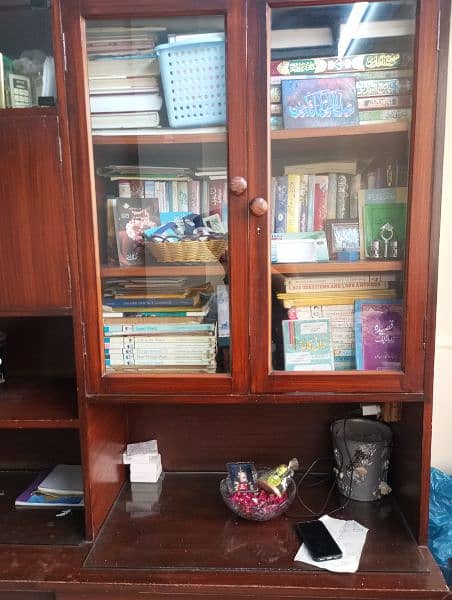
<box><xmin>229</xmin><ymin>176</ymin><xmax>247</xmax><ymax>195</ymax></box>
<box><xmin>249</xmin><ymin>197</ymin><xmax>268</xmax><ymax>216</ymax></box>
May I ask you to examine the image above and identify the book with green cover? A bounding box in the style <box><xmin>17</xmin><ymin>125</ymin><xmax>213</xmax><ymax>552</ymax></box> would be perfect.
<box><xmin>363</xmin><ymin>202</ymin><xmax>407</xmax><ymax>258</ymax></box>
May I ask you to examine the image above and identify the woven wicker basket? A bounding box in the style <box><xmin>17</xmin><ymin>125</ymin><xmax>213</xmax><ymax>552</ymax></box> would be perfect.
<box><xmin>145</xmin><ymin>238</ymin><xmax>227</xmax><ymax>263</ymax></box>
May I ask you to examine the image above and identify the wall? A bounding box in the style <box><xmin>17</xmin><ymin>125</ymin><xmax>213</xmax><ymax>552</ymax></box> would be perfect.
<box><xmin>432</xmin><ymin>9</ymin><xmax>452</xmax><ymax>475</ymax></box>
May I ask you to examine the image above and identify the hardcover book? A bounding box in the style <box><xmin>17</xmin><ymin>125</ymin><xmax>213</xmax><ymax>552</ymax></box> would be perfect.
<box><xmin>114</xmin><ymin>197</ymin><xmax>160</xmax><ymax>266</ymax></box>
<box><xmin>282</xmin><ymin>77</ymin><xmax>359</xmax><ymax>129</ymax></box>
<box><xmin>287</xmin><ymin>304</ymin><xmax>355</xmax><ymax>370</ymax></box>
<box><xmin>282</xmin><ymin>319</ymin><xmax>335</xmax><ymax>371</ymax></box>
<box><xmin>355</xmin><ymin>78</ymin><xmax>412</xmax><ymax>98</ymax></box>
<box><xmin>272</xmin><ymin>52</ymin><xmax>409</xmax><ymax>77</ymax></box>
<box><xmin>355</xmin><ymin>299</ymin><xmax>403</xmax><ymax>370</ymax></box>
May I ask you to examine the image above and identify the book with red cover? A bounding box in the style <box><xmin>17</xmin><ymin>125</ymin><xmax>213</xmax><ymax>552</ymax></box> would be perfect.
<box><xmin>313</xmin><ymin>175</ymin><xmax>328</xmax><ymax>231</ymax></box>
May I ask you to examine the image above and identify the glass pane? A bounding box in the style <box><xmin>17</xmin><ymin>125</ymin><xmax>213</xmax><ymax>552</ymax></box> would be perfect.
<box><xmin>270</xmin><ymin>1</ymin><xmax>416</xmax><ymax>373</ymax></box>
<box><xmin>86</xmin><ymin>16</ymin><xmax>229</xmax><ymax>375</ymax></box>
<box><xmin>0</xmin><ymin>1</ymin><xmax>56</xmax><ymax>109</ymax></box>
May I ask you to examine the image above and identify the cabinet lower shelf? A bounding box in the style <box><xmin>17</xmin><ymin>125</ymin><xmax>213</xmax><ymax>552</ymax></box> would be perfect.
<box><xmin>86</xmin><ymin>472</ymin><xmax>426</xmax><ymax>574</ymax></box>
<box><xmin>0</xmin><ymin>378</ymin><xmax>78</xmax><ymax>429</ymax></box>
<box><xmin>0</xmin><ymin>471</ymin><xmax>85</xmax><ymax>546</ymax></box>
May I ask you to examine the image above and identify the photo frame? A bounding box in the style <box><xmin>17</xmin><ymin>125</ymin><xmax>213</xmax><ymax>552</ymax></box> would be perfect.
<box><xmin>325</xmin><ymin>218</ymin><xmax>360</xmax><ymax>259</ymax></box>
<box><xmin>226</xmin><ymin>461</ymin><xmax>258</xmax><ymax>493</ymax></box>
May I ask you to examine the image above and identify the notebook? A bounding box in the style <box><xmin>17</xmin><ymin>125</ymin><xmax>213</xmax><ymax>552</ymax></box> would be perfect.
<box><xmin>37</xmin><ymin>464</ymin><xmax>84</xmax><ymax>496</ymax></box>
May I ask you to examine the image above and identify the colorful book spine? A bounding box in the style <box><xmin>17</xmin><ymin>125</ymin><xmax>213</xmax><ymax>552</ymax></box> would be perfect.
<box><xmin>359</xmin><ymin>108</ymin><xmax>412</xmax><ymax>122</ymax></box>
<box><xmin>357</xmin><ymin>95</ymin><xmax>412</xmax><ymax>110</ymax></box>
<box><xmin>299</xmin><ymin>174</ymin><xmax>309</xmax><ymax>232</ymax></box>
<box><xmin>349</xmin><ymin>174</ymin><xmax>361</xmax><ymax>220</ymax></box>
<box><xmin>208</xmin><ymin>179</ymin><xmax>226</xmax><ymax>217</ymax></box>
<box><xmin>355</xmin><ymin>78</ymin><xmax>412</xmax><ymax>98</ymax></box>
<box><xmin>274</xmin><ymin>176</ymin><xmax>288</xmax><ymax>233</ymax></box>
<box><xmin>327</xmin><ymin>174</ymin><xmax>337</xmax><ymax>220</ymax></box>
<box><xmin>177</xmin><ymin>180</ymin><xmax>189</xmax><ymax>212</ymax></box>
<box><xmin>336</xmin><ymin>174</ymin><xmax>350</xmax><ymax>219</ymax></box>
<box><xmin>286</xmin><ymin>173</ymin><xmax>301</xmax><ymax>233</ymax></box>
<box><xmin>306</xmin><ymin>175</ymin><xmax>315</xmax><ymax>231</ymax></box>
<box><xmin>270</xmin><ymin>84</ymin><xmax>281</xmax><ymax>103</ymax></box>
<box><xmin>103</xmin><ymin>296</ymin><xmax>198</xmax><ymax>308</ymax></box>
<box><xmin>270</xmin><ymin>115</ymin><xmax>283</xmax><ymax>130</ymax></box>
<box><xmin>188</xmin><ymin>179</ymin><xmax>201</xmax><ymax>213</ymax></box>
<box><xmin>313</xmin><ymin>175</ymin><xmax>328</xmax><ymax>231</ymax></box>
<box><xmin>104</xmin><ymin>323</ymin><xmax>215</xmax><ymax>335</ymax></box>
<box><xmin>270</xmin><ymin>103</ymin><xmax>282</xmax><ymax>115</ymax></box>
<box><xmin>271</xmin><ymin>52</ymin><xmax>409</xmax><ymax>76</ymax></box>
<box><xmin>284</xmin><ymin>273</ymin><xmax>397</xmax><ymax>293</ymax></box>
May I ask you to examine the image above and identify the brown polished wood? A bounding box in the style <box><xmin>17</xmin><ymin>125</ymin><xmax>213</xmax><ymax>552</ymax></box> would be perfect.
<box><xmin>249</xmin><ymin>196</ymin><xmax>268</xmax><ymax>216</ymax></box>
<box><xmin>62</xmin><ymin>0</ymin><xmax>249</xmax><ymax>396</ymax></box>
<box><xmin>0</xmin><ymin>114</ymin><xmax>71</xmax><ymax>313</ymax></box>
<box><xmin>0</xmin><ymin>377</ymin><xmax>78</xmax><ymax>429</ymax></box>
<box><xmin>271</xmin><ymin>121</ymin><xmax>410</xmax><ymax>140</ymax></box>
<box><xmin>0</xmin><ymin>1</ymin><xmax>448</xmax><ymax>598</ymax></box>
<box><xmin>272</xmin><ymin>260</ymin><xmax>404</xmax><ymax>274</ymax></box>
<box><xmin>229</xmin><ymin>175</ymin><xmax>248</xmax><ymax>195</ymax></box>
<box><xmin>93</xmin><ymin>129</ymin><xmax>226</xmax><ymax>146</ymax></box>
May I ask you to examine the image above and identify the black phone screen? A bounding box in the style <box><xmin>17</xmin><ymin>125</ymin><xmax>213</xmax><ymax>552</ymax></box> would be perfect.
<box><xmin>295</xmin><ymin>520</ymin><xmax>343</xmax><ymax>562</ymax></box>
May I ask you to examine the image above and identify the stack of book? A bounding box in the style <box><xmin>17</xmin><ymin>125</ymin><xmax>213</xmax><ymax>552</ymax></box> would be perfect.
<box><xmin>87</xmin><ymin>24</ymin><xmax>165</xmax><ymax>132</ymax></box>
<box><xmin>270</xmin><ymin>52</ymin><xmax>413</xmax><ymax>130</ymax></box>
<box><xmin>15</xmin><ymin>465</ymin><xmax>84</xmax><ymax>509</ymax></box>
<box><xmin>271</xmin><ymin>160</ymin><xmax>360</xmax><ymax>234</ymax></box>
<box><xmin>102</xmin><ymin>278</ymin><xmax>217</xmax><ymax>373</ymax></box>
<box><xmin>279</xmin><ymin>273</ymin><xmax>401</xmax><ymax>371</ymax></box>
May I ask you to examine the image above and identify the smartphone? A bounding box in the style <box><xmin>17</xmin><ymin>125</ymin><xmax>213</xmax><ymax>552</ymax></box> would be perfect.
<box><xmin>295</xmin><ymin>520</ymin><xmax>343</xmax><ymax>562</ymax></box>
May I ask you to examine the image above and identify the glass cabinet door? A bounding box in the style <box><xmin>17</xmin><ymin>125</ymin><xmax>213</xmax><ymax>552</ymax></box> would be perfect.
<box><xmin>0</xmin><ymin>0</ymin><xmax>57</xmax><ymax>109</ymax></box>
<box><xmin>63</xmin><ymin>1</ymin><xmax>248</xmax><ymax>395</ymax></box>
<box><xmin>249</xmin><ymin>0</ymin><xmax>438</xmax><ymax>394</ymax></box>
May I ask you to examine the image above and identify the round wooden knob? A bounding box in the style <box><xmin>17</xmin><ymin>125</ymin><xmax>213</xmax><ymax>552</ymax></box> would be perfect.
<box><xmin>229</xmin><ymin>176</ymin><xmax>247</xmax><ymax>195</ymax></box>
<box><xmin>249</xmin><ymin>197</ymin><xmax>268</xmax><ymax>216</ymax></box>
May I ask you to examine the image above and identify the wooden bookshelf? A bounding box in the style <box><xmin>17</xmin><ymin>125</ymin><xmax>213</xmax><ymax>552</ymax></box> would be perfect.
<box><xmin>93</xmin><ymin>128</ymin><xmax>227</xmax><ymax>146</ymax></box>
<box><xmin>0</xmin><ymin>107</ymin><xmax>57</xmax><ymax>119</ymax></box>
<box><xmin>92</xmin><ymin>123</ymin><xmax>409</xmax><ymax>147</ymax></box>
<box><xmin>101</xmin><ymin>264</ymin><xmax>227</xmax><ymax>278</ymax></box>
<box><xmin>0</xmin><ymin>378</ymin><xmax>79</xmax><ymax>429</ymax></box>
<box><xmin>271</xmin><ymin>121</ymin><xmax>410</xmax><ymax>141</ymax></box>
<box><xmin>272</xmin><ymin>260</ymin><xmax>404</xmax><ymax>275</ymax></box>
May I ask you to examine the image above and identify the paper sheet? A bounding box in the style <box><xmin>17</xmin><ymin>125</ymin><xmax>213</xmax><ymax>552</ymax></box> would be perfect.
<box><xmin>294</xmin><ymin>515</ymin><xmax>368</xmax><ymax>573</ymax></box>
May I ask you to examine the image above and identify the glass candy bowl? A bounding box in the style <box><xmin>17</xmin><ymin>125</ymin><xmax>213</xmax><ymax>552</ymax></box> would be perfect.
<box><xmin>220</xmin><ymin>476</ymin><xmax>296</xmax><ymax>521</ymax></box>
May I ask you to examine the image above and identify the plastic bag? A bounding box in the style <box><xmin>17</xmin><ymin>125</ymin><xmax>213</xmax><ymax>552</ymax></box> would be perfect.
<box><xmin>429</xmin><ymin>467</ymin><xmax>452</xmax><ymax>584</ymax></box>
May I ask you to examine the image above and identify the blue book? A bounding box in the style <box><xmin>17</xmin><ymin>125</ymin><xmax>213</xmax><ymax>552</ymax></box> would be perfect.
<box><xmin>103</xmin><ymin>296</ymin><xmax>199</xmax><ymax>308</ymax></box>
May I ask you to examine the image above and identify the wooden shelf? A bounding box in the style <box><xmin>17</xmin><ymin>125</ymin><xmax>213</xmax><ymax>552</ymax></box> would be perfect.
<box><xmin>86</xmin><ymin>472</ymin><xmax>425</xmax><ymax>574</ymax></box>
<box><xmin>101</xmin><ymin>263</ymin><xmax>227</xmax><ymax>278</ymax></box>
<box><xmin>93</xmin><ymin>128</ymin><xmax>227</xmax><ymax>146</ymax></box>
<box><xmin>0</xmin><ymin>470</ymin><xmax>84</xmax><ymax>545</ymax></box>
<box><xmin>271</xmin><ymin>121</ymin><xmax>410</xmax><ymax>141</ymax></box>
<box><xmin>0</xmin><ymin>107</ymin><xmax>57</xmax><ymax>119</ymax></box>
<box><xmin>0</xmin><ymin>378</ymin><xmax>79</xmax><ymax>429</ymax></box>
<box><xmin>92</xmin><ymin>122</ymin><xmax>408</xmax><ymax>147</ymax></box>
<box><xmin>272</xmin><ymin>260</ymin><xmax>404</xmax><ymax>275</ymax></box>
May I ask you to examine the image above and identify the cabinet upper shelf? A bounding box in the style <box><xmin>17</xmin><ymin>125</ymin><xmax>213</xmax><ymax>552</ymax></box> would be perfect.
<box><xmin>92</xmin><ymin>122</ymin><xmax>409</xmax><ymax>146</ymax></box>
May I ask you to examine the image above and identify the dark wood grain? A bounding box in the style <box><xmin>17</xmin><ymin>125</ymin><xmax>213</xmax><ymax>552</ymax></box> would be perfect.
<box><xmin>84</xmin><ymin>404</ymin><xmax>127</xmax><ymax>538</ymax></box>
<box><xmin>128</xmin><ymin>403</ymin><xmax>355</xmax><ymax>471</ymax></box>
<box><xmin>271</xmin><ymin>121</ymin><xmax>410</xmax><ymax>140</ymax></box>
<box><xmin>0</xmin><ymin>115</ymin><xmax>71</xmax><ymax>313</ymax></box>
<box><xmin>85</xmin><ymin>473</ymin><xmax>425</xmax><ymax>573</ymax></box>
<box><xmin>0</xmin><ymin>377</ymin><xmax>78</xmax><ymax>429</ymax></box>
<box><xmin>272</xmin><ymin>261</ymin><xmax>404</xmax><ymax>274</ymax></box>
<box><xmin>0</xmin><ymin>429</ymin><xmax>81</xmax><ymax>470</ymax></box>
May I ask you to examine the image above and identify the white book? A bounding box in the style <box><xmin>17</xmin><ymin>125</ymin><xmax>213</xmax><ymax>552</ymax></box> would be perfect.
<box><xmin>271</xmin><ymin>27</ymin><xmax>333</xmax><ymax>49</ymax></box>
<box><xmin>37</xmin><ymin>465</ymin><xmax>84</xmax><ymax>496</ymax></box>
<box><xmin>91</xmin><ymin>111</ymin><xmax>160</xmax><ymax>130</ymax></box>
<box><xmin>90</xmin><ymin>92</ymin><xmax>163</xmax><ymax>113</ymax></box>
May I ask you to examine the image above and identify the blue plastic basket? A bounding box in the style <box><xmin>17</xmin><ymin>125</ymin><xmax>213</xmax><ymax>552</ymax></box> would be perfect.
<box><xmin>156</xmin><ymin>39</ymin><xmax>226</xmax><ymax>128</ymax></box>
